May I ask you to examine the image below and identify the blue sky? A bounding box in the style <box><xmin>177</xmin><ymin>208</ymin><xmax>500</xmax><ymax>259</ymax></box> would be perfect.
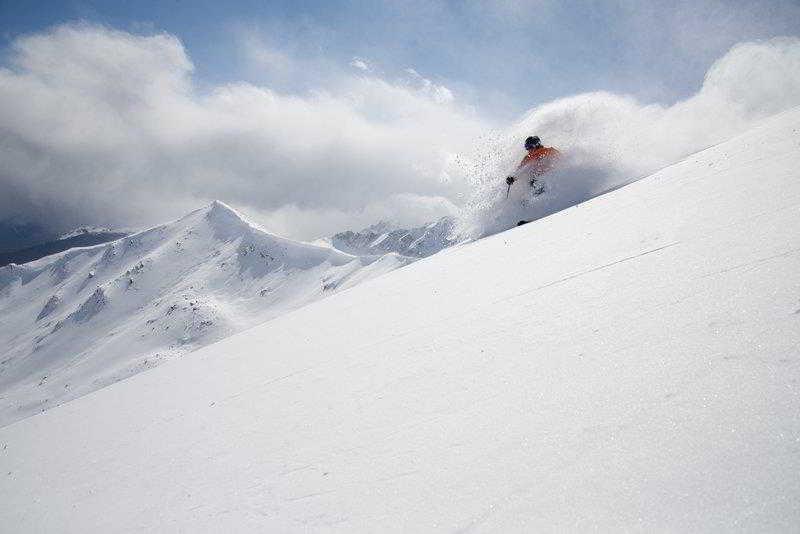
<box><xmin>3</xmin><ymin>0</ymin><xmax>799</xmax><ymax>119</ymax></box>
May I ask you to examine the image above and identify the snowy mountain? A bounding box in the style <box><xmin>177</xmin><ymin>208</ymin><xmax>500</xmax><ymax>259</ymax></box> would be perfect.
<box><xmin>1</xmin><ymin>107</ymin><xmax>799</xmax><ymax>531</ymax></box>
<box><xmin>57</xmin><ymin>226</ymin><xmax>121</xmax><ymax>240</ymax></box>
<box><xmin>0</xmin><ymin>201</ymin><xmax>412</xmax><ymax>427</ymax></box>
<box><xmin>327</xmin><ymin>217</ymin><xmax>457</xmax><ymax>258</ymax></box>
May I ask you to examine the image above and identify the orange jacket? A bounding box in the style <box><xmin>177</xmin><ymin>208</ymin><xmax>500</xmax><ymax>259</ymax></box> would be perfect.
<box><xmin>518</xmin><ymin>146</ymin><xmax>560</xmax><ymax>176</ymax></box>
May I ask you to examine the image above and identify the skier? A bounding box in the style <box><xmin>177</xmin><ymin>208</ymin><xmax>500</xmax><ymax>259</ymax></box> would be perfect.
<box><xmin>505</xmin><ymin>136</ymin><xmax>561</xmax><ymax>226</ymax></box>
<box><xmin>505</xmin><ymin>136</ymin><xmax>560</xmax><ymax>195</ymax></box>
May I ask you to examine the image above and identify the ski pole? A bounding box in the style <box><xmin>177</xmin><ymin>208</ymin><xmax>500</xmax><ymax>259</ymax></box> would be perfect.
<box><xmin>505</xmin><ymin>176</ymin><xmax>515</xmax><ymax>198</ymax></box>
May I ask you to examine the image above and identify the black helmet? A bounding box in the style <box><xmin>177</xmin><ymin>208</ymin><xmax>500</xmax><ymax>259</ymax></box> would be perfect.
<box><xmin>525</xmin><ymin>136</ymin><xmax>541</xmax><ymax>150</ymax></box>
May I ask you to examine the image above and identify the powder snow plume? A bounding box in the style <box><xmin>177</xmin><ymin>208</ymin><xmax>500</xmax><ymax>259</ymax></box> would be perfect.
<box><xmin>454</xmin><ymin>37</ymin><xmax>800</xmax><ymax>238</ymax></box>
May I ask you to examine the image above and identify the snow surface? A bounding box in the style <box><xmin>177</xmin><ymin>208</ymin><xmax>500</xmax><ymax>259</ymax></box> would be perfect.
<box><xmin>0</xmin><ymin>201</ymin><xmax>411</xmax><ymax>427</ymax></box>
<box><xmin>1</xmin><ymin>108</ymin><xmax>800</xmax><ymax>531</ymax></box>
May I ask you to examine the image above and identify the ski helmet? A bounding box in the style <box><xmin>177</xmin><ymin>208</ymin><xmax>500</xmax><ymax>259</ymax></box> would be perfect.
<box><xmin>525</xmin><ymin>136</ymin><xmax>541</xmax><ymax>150</ymax></box>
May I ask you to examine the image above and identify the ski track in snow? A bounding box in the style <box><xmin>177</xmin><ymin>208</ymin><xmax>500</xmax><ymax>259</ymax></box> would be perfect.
<box><xmin>508</xmin><ymin>240</ymin><xmax>682</xmax><ymax>296</ymax></box>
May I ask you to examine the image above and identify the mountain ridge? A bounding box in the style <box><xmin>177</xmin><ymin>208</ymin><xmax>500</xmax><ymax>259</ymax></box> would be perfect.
<box><xmin>325</xmin><ymin>216</ymin><xmax>457</xmax><ymax>258</ymax></box>
<box><xmin>0</xmin><ymin>200</ymin><xmax>412</xmax><ymax>427</ymax></box>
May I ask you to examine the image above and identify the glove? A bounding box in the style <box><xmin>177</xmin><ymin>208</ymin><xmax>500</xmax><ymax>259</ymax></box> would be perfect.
<box><xmin>506</xmin><ymin>176</ymin><xmax>516</xmax><ymax>185</ymax></box>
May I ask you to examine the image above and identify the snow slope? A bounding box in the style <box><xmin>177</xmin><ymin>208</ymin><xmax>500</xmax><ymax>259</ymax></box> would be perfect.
<box><xmin>0</xmin><ymin>201</ymin><xmax>411</xmax><ymax>427</ymax></box>
<box><xmin>1</xmin><ymin>108</ymin><xmax>800</xmax><ymax>531</ymax></box>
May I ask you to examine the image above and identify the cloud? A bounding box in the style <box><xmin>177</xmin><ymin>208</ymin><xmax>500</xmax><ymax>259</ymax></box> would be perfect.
<box><xmin>242</xmin><ymin>34</ymin><xmax>294</xmax><ymax>77</ymax></box>
<box><xmin>249</xmin><ymin>193</ymin><xmax>459</xmax><ymax>241</ymax></box>
<box><xmin>0</xmin><ymin>24</ymin><xmax>485</xmax><ymax>239</ymax></box>
<box><xmin>403</xmin><ymin>67</ymin><xmax>455</xmax><ymax>104</ymax></box>
<box><xmin>350</xmin><ymin>57</ymin><xmax>370</xmax><ymax>71</ymax></box>
<box><xmin>1</xmin><ymin>24</ymin><xmax>799</xmax><ymax>244</ymax></box>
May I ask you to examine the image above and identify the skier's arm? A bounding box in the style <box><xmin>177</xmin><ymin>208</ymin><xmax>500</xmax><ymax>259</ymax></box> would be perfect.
<box><xmin>507</xmin><ymin>154</ymin><xmax>532</xmax><ymax>183</ymax></box>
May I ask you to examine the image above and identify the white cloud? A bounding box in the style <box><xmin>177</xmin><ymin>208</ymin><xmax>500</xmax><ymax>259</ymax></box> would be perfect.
<box><xmin>432</xmin><ymin>85</ymin><xmax>455</xmax><ymax>105</ymax></box>
<box><xmin>403</xmin><ymin>67</ymin><xmax>455</xmax><ymax>104</ymax></box>
<box><xmin>2</xmin><ymin>24</ymin><xmax>799</xmax><ymax>243</ymax></box>
<box><xmin>349</xmin><ymin>57</ymin><xmax>370</xmax><ymax>71</ymax></box>
<box><xmin>243</xmin><ymin>36</ymin><xmax>294</xmax><ymax>76</ymax></box>
<box><xmin>0</xmin><ymin>24</ymin><xmax>485</xmax><ymax>239</ymax></box>
<box><xmin>247</xmin><ymin>193</ymin><xmax>459</xmax><ymax>240</ymax></box>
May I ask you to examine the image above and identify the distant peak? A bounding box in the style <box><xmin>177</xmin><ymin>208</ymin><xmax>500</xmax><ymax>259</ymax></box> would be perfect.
<box><xmin>196</xmin><ymin>200</ymin><xmax>264</xmax><ymax>241</ymax></box>
<box><xmin>204</xmin><ymin>200</ymin><xmax>248</xmax><ymax>225</ymax></box>
<box><xmin>207</xmin><ymin>200</ymin><xmax>239</xmax><ymax>216</ymax></box>
<box><xmin>57</xmin><ymin>225</ymin><xmax>116</xmax><ymax>240</ymax></box>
